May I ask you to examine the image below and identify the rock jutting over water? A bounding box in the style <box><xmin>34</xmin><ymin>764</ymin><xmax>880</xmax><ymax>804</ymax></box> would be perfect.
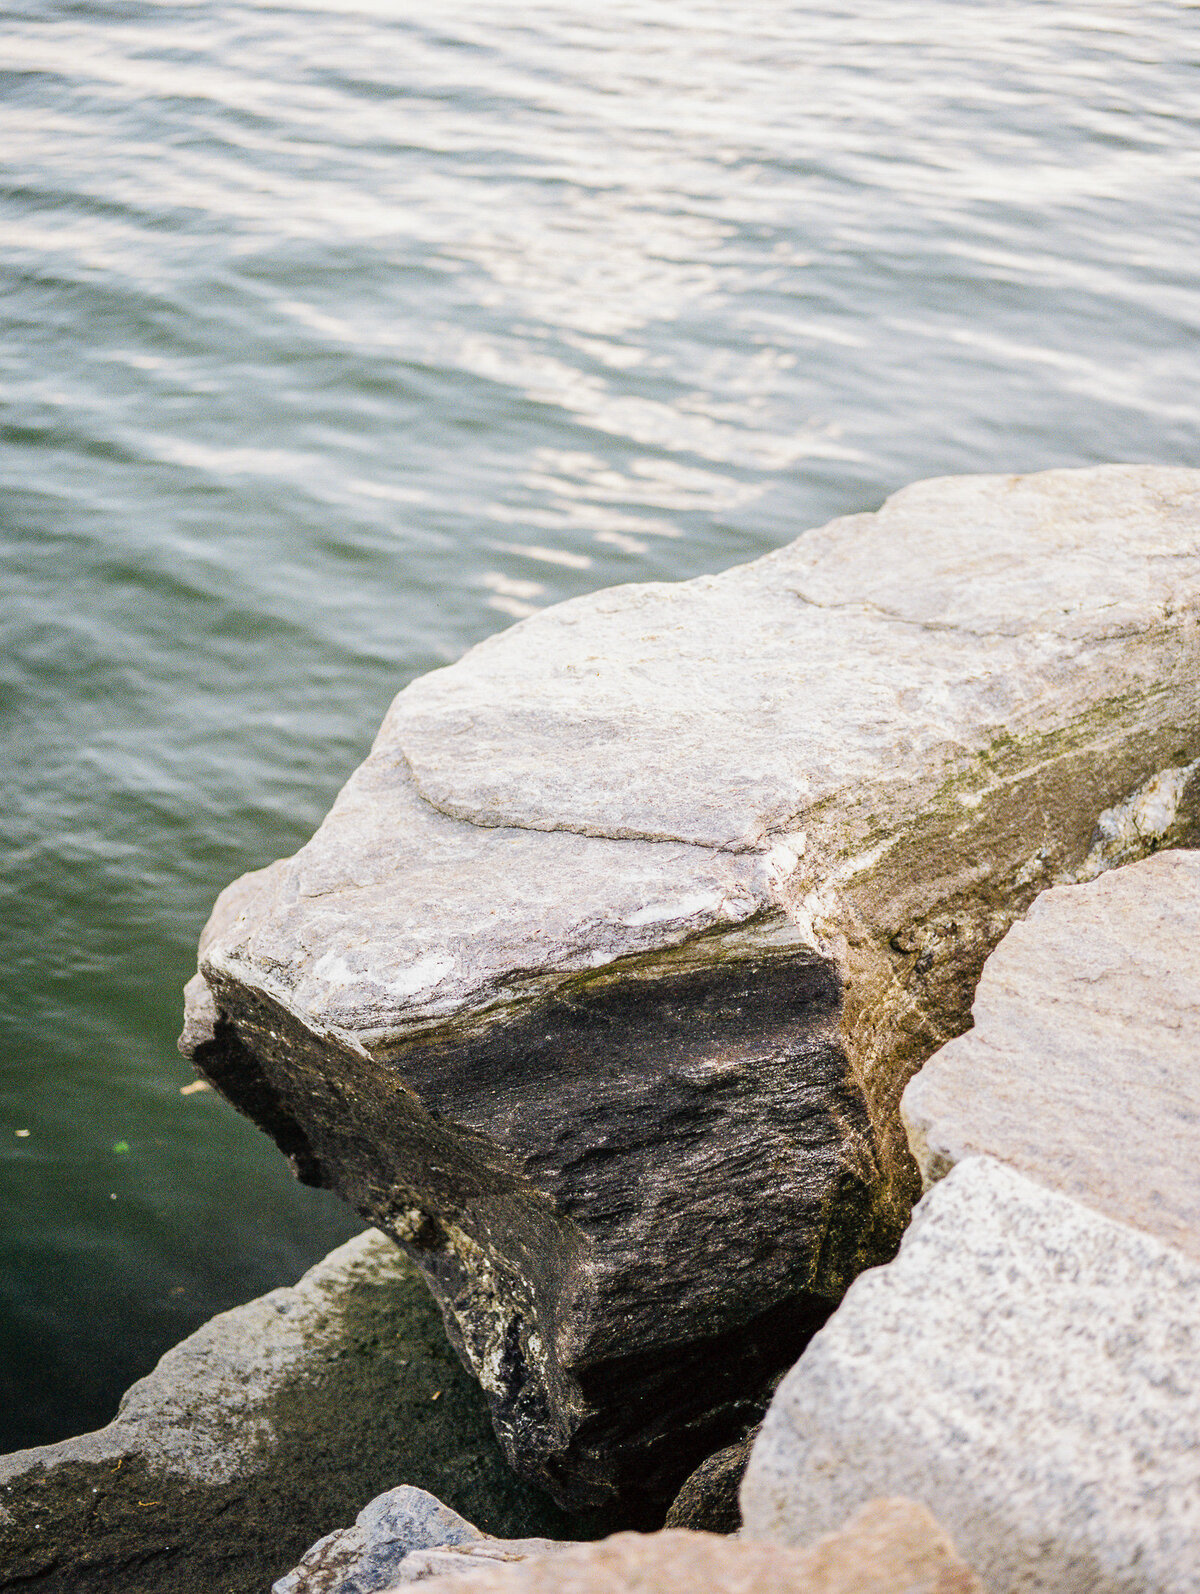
<box><xmin>180</xmin><ymin>465</ymin><xmax>1200</xmax><ymax>1511</ymax></box>
<box><xmin>902</xmin><ymin>847</ymin><xmax>1200</xmax><ymax>1256</ymax></box>
<box><xmin>740</xmin><ymin>1157</ymin><xmax>1200</xmax><ymax>1593</ymax></box>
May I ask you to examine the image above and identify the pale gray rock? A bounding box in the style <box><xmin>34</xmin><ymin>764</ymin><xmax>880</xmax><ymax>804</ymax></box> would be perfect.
<box><xmin>182</xmin><ymin>465</ymin><xmax>1200</xmax><ymax>1510</ymax></box>
<box><xmin>903</xmin><ymin>848</ymin><xmax>1200</xmax><ymax>1258</ymax></box>
<box><xmin>274</xmin><ymin>1484</ymin><xmax>511</xmax><ymax>1594</ymax></box>
<box><xmin>0</xmin><ymin>1234</ymin><xmax>579</xmax><ymax>1594</ymax></box>
<box><xmin>396</xmin><ymin>466</ymin><xmax>1200</xmax><ymax>851</ymax></box>
<box><xmin>398</xmin><ymin>1502</ymin><xmax>983</xmax><ymax>1594</ymax></box>
<box><xmin>740</xmin><ymin>1157</ymin><xmax>1200</xmax><ymax>1593</ymax></box>
<box><xmin>274</xmin><ymin>1484</ymin><xmax>578</xmax><ymax>1594</ymax></box>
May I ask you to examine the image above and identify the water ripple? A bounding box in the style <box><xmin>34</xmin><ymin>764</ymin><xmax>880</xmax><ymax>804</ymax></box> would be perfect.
<box><xmin>1</xmin><ymin>0</ymin><xmax>1198</xmax><ymax>1448</ymax></box>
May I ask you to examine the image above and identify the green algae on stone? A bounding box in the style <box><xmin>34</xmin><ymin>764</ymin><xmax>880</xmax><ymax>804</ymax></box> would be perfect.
<box><xmin>0</xmin><ymin>1234</ymin><xmax>610</xmax><ymax>1594</ymax></box>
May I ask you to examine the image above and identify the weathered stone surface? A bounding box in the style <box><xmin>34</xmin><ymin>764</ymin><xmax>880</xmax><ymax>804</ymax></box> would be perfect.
<box><xmin>393</xmin><ymin>1541</ymin><xmax>570</xmax><ymax>1587</ymax></box>
<box><xmin>902</xmin><ymin>847</ymin><xmax>1200</xmax><ymax>1258</ymax></box>
<box><xmin>741</xmin><ymin>1157</ymin><xmax>1200</xmax><ymax>1593</ymax></box>
<box><xmin>402</xmin><ymin>1501</ymin><xmax>982</xmax><ymax>1594</ymax></box>
<box><xmin>274</xmin><ymin>1485</ymin><xmax>575</xmax><ymax>1594</ymax></box>
<box><xmin>182</xmin><ymin>465</ymin><xmax>1200</xmax><ymax>1509</ymax></box>
<box><xmin>663</xmin><ymin>1430</ymin><xmax>756</xmax><ymax>1533</ymax></box>
<box><xmin>273</xmin><ymin>1486</ymin><xmax>481</xmax><ymax>1594</ymax></box>
<box><xmin>0</xmin><ymin>1234</ymin><xmax>588</xmax><ymax>1594</ymax></box>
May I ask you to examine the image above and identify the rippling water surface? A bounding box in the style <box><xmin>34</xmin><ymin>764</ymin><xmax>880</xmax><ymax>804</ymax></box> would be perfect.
<box><xmin>2</xmin><ymin>0</ymin><xmax>1198</xmax><ymax>1450</ymax></box>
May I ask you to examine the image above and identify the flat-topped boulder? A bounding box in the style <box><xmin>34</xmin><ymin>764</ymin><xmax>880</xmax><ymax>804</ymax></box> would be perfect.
<box><xmin>182</xmin><ymin>465</ymin><xmax>1200</xmax><ymax>1510</ymax></box>
<box><xmin>740</xmin><ymin>1157</ymin><xmax>1200</xmax><ymax>1593</ymax></box>
<box><xmin>902</xmin><ymin>847</ymin><xmax>1200</xmax><ymax>1257</ymax></box>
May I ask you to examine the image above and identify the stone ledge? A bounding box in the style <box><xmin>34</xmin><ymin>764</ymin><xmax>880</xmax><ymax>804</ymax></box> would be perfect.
<box><xmin>0</xmin><ymin>1234</ymin><xmax>584</xmax><ymax>1594</ymax></box>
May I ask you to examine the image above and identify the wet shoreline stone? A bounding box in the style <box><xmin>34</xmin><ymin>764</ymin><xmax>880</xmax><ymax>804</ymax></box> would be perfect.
<box><xmin>0</xmin><ymin>1234</ymin><xmax>594</xmax><ymax>1594</ymax></box>
<box><xmin>181</xmin><ymin>465</ymin><xmax>1200</xmax><ymax>1510</ymax></box>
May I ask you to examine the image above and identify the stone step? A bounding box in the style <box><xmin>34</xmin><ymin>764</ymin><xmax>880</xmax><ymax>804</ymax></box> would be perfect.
<box><xmin>0</xmin><ymin>1233</ymin><xmax>582</xmax><ymax>1594</ymax></box>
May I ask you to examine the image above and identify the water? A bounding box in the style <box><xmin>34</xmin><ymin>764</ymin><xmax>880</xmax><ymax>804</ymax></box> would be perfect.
<box><xmin>2</xmin><ymin>0</ymin><xmax>1197</xmax><ymax>1453</ymax></box>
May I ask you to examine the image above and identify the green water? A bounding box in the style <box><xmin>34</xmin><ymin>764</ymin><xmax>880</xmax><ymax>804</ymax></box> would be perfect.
<box><xmin>2</xmin><ymin>0</ymin><xmax>1198</xmax><ymax>1451</ymax></box>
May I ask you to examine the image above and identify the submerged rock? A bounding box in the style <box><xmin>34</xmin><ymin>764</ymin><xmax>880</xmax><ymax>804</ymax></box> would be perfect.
<box><xmin>403</xmin><ymin>1501</ymin><xmax>982</xmax><ymax>1594</ymax></box>
<box><xmin>181</xmin><ymin>465</ymin><xmax>1200</xmax><ymax>1509</ymax></box>
<box><xmin>0</xmin><ymin>1234</ymin><xmax>585</xmax><ymax>1594</ymax></box>
<box><xmin>740</xmin><ymin>1157</ymin><xmax>1200</xmax><ymax>1592</ymax></box>
<box><xmin>902</xmin><ymin>847</ymin><xmax>1200</xmax><ymax>1257</ymax></box>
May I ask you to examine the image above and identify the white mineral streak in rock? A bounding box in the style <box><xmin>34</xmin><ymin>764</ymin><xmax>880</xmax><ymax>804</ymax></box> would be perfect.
<box><xmin>740</xmin><ymin>1157</ymin><xmax>1200</xmax><ymax>1594</ymax></box>
<box><xmin>1077</xmin><ymin>759</ymin><xmax>1200</xmax><ymax>879</ymax></box>
<box><xmin>901</xmin><ymin>849</ymin><xmax>1200</xmax><ymax>1259</ymax></box>
<box><xmin>391</xmin><ymin>1541</ymin><xmax>570</xmax><ymax>1587</ymax></box>
<box><xmin>0</xmin><ymin>1231</ymin><xmax>408</xmax><ymax>1488</ymax></box>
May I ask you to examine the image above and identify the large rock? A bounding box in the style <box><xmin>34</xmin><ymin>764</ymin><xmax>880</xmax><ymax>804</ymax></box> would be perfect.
<box><xmin>0</xmin><ymin>1235</ymin><xmax>585</xmax><ymax>1594</ymax></box>
<box><xmin>902</xmin><ymin>848</ymin><xmax>1200</xmax><ymax>1257</ymax></box>
<box><xmin>181</xmin><ymin>465</ymin><xmax>1200</xmax><ymax>1509</ymax></box>
<box><xmin>403</xmin><ymin>1501</ymin><xmax>983</xmax><ymax>1594</ymax></box>
<box><xmin>740</xmin><ymin>1157</ymin><xmax>1200</xmax><ymax>1592</ymax></box>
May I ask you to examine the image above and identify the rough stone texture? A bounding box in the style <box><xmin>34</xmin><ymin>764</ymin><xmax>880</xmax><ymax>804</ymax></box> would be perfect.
<box><xmin>741</xmin><ymin>1157</ymin><xmax>1200</xmax><ymax>1593</ymax></box>
<box><xmin>274</xmin><ymin>1485</ymin><xmax>574</xmax><ymax>1594</ymax></box>
<box><xmin>401</xmin><ymin>1501</ymin><xmax>982</xmax><ymax>1594</ymax></box>
<box><xmin>273</xmin><ymin>1486</ymin><xmax>481</xmax><ymax>1594</ymax></box>
<box><xmin>0</xmin><ymin>1235</ymin><xmax>595</xmax><ymax>1594</ymax></box>
<box><xmin>662</xmin><ymin>1430</ymin><xmax>756</xmax><ymax>1534</ymax></box>
<box><xmin>902</xmin><ymin>848</ymin><xmax>1200</xmax><ymax>1259</ymax></box>
<box><xmin>392</xmin><ymin>1542</ymin><xmax>570</xmax><ymax>1588</ymax></box>
<box><xmin>181</xmin><ymin>465</ymin><xmax>1200</xmax><ymax>1509</ymax></box>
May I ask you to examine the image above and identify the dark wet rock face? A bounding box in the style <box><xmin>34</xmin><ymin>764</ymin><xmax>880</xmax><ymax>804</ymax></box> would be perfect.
<box><xmin>664</xmin><ymin>1430</ymin><xmax>757</xmax><ymax>1534</ymax></box>
<box><xmin>194</xmin><ymin>930</ymin><xmax>863</xmax><ymax>1511</ymax></box>
<box><xmin>182</xmin><ymin>466</ymin><xmax>1200</xmax><ymax>1514</ymax></box>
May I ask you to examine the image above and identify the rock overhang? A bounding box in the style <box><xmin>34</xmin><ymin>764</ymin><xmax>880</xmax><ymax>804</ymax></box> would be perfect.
<box><xmin>199</xmin><ymin>762</ymin><xmax>792</xmax><ymax>1046</ymax></box>
<box><xmin>182</xmin><ymin>463</ymin><xmax>1200</xmax><ymax>1512</ymax></box>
